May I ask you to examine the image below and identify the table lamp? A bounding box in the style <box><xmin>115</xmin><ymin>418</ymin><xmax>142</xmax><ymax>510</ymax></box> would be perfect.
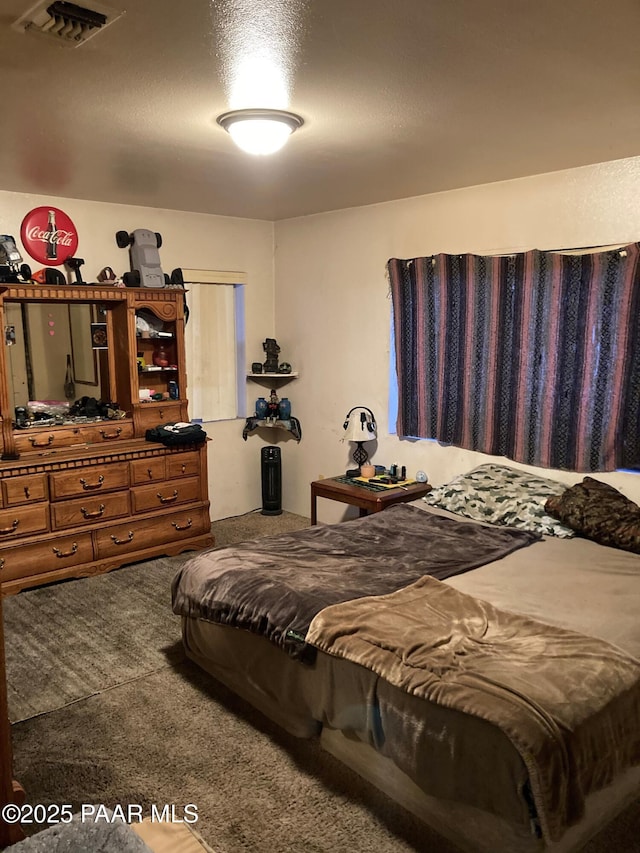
<box><xmin>342</xmin><ymin>406</ymin><xmax>377</xmax><ymax>467</ymax></box>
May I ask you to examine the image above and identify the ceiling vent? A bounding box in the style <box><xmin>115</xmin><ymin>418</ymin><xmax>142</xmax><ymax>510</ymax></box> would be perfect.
<box><xmin>12</xmin><ymin>0</ymin><xmax>124</xmax><ymax>47</ymax></box>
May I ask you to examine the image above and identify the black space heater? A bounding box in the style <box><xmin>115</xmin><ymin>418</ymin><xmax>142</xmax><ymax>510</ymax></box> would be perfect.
<box><xmin>261</xmin><ymin>445</ymin><xmax>282</xmax><ymax>516</ymax></box>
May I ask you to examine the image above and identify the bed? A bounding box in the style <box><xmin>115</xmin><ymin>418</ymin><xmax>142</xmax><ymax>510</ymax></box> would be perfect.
<box><xmin>171</xmin><ymin>464</ymin><xmax>640</xmax><ymax>853</ymax></box>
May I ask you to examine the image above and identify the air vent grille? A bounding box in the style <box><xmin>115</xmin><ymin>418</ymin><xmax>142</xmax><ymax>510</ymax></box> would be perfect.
<box><xmin>12</xmin><ymin>0</ymin><xmax>124</xmax><ymax>47</ymax></box>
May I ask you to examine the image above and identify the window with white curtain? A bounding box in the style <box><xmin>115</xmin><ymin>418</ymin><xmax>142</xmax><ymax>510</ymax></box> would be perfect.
<box><xmin>184</xmin><ymin>280</ymin><xmax>246</xmax><ymax>422</ymax></box>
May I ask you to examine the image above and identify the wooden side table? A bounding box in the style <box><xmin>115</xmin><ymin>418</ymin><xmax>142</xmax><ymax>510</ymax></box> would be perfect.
<box><xmin>310</xmin><ymin>477</ymin><xmax>432</xmax><ymax>525</ymax></box>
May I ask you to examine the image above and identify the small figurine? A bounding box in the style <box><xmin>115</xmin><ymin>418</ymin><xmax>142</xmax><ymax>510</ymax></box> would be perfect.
<box><xmin>267</xmin><ymin>388</ymin><xmax>280</xmax><ymax>421</ymax></box>
<box><xmin>262</xmin><ymin>338</ymin><xmax>280</xmax><ymax>373</ymax></box>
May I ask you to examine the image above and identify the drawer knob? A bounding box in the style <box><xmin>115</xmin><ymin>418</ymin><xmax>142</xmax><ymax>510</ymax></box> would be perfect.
<box><xmin>111</xmin><ymin>530</ymin><xmax>134</xmax><ymax>545</ymax></box>
<box><xmin>29</xmin><ymin>434</ymin><xmax>54</xmax><ymax>448</ymax></box>
<box><xmin>172</xmin><ymin>517</ymin><xmax>193</xmax><ymax>531</ymax></box>
<box><xmin>0</xmin><ymin>558</ymin><xmax>4</xmax><ymax>571</ymax></box>
<box><xmin>79</xmin><ymin>475</ymin><xmax>105</xmax><ymax>491</ymax></box>
<box><xmin>0</xmin><ymin>519</ymin><xmax>19</xmax><ymax>535</ymax></box>
<box><xmin>81</xmin><ymin>504</ymin><xmax>105</xmax><ymax>519</ymax></box>
<box><xmin>100</xmin><ymin>427</ymin><xmax>122</xmax><ymax>440</ymax></box>
<box><xmin>24</xmin><ymin>486</ymin><xmax>30</xmax><ymax>499</ymax></box>
<box><xmin>52</xmin><ymin>542</ymin><xmax>78</xmax><ymax>559</ymax></box>
<box><xmin>157</xmin><ymin>489</ymin><xmax>178</xmax><ymax>504</ymax></box>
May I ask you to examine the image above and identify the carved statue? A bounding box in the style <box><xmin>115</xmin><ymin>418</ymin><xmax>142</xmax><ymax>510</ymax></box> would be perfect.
<box><xmin>262</xmin><ymin>338</ymin><xmax>280</xmax><ymax>374</ymax></box>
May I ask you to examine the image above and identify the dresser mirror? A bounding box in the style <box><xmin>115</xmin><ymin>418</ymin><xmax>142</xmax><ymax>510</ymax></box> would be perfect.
<box><xmin>3</xmin><ymin>300</ymin><xmax>105</xmax><ymax>425</ymax></box>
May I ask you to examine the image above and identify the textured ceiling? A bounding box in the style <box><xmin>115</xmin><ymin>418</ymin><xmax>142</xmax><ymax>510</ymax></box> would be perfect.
<box><xmin>2</xmin><ymin>0</ymin><xmax>640</xmax><ymax>220</ymax></box>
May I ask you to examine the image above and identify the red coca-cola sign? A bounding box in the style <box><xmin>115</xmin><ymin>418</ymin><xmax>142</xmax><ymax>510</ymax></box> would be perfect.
<box><xmin>20</xmin><ymin>206</ymin><xmax>79</xmax><ymax>266</ymax></box>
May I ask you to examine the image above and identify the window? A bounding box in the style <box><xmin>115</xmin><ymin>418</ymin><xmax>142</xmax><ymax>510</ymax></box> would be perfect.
<box><xmin>184</xmin><ymin>275</ymin><xmax>246</xmax><ymax>422</ymax></box>
<box><xmin>388</xmin><ymin>246</ymin><xmax>640</xmax><ymax>472</ymax></box>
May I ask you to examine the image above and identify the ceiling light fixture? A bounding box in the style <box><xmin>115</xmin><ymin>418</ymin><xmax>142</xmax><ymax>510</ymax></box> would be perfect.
<box><xmin>217</xmin><ymin>109</ymin><xmax>303</xmax><ymax>156</ymax></box>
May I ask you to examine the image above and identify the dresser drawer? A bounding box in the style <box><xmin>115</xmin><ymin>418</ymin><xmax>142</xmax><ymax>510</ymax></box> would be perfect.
<box><xmin>94</xmin><ymin>505</ymin><xmax>211</xmax><ymax>559</ymax></box>
<box><xmin>0</xmin><ymin>532</ymin><xmax>94</xmax><ymax>583</ymax></box>
<box><xmin>51</xmin><ymin>492</ymin><xmax>130</xmax><ymax>530</ymax></box>
<box><xmin>81</xmin><ymin>420</ymin><xmax>135</xmax><ymax>445</ymax></box>
<box><xmin>136</xmin><ymin>403</ymin><xmax>183</xmax><ymax>431</ymax></box>
<box><xmin>14</xmin><ymin>426</ymin><xmax>86</xmax><ymax>454</ymax></box>
<box><xmin>166</xmin><ymin>451</ymin><xmax>200</xmax><ymax>479</ymax></box>
<box><xmin>2</xmin><ymin>474</ymin><xmax>48</xmax><ymax>506</ymax></box>
<box><xmin>131</xmin><ymin>476</ymin><xmax>201</xmax><ymax>514</ymax></box>
<box><xmin>0</xmin><ymin>504</ymin><xmax>49</xmax><ymax>540</ymax></box>
<box><xmin>13</xmin><ymin>421</ymin><xmax>134</xmax><ymax>454</ymax></box>
<box><xmin>49</xmin><ymin>462</ymin><xmax>130</xmax><ymax>500</ymax></box>
<box><xmin>130</xmin><ymin>457</ymin><xmax>166</xmax><ymax>484</ymax></box>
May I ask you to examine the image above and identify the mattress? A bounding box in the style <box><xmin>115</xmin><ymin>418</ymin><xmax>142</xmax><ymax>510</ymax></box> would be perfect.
<box><xmin>177</xmin><ymin>505</ymin><xmax>640</xmax><ymax>850</ymax></box>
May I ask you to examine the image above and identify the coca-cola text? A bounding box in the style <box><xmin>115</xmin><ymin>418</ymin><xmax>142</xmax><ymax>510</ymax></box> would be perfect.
<box><xmin>26</xmin><ymin>226</ymin><xmax>74</xmax><ymax>248</ymax></box>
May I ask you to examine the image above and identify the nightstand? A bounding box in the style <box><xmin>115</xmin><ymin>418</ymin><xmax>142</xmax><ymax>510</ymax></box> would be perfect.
<box><xmin>310</xmin><ymin>476</ymin><xmax>432</xmax><ymax>525</ymax></box>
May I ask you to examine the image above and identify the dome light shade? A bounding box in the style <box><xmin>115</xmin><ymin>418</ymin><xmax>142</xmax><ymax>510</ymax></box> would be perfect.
<box><xmin>217</xmin><ymin>109</ymin><xmax>303</xmax><ymax>155</ymax></box>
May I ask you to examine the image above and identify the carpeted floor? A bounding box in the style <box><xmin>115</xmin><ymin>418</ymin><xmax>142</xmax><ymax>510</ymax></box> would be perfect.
<box><xmin>4</xmin><ymin>556</ymin><xmax>188</xmax><ymax>723</ymax></box>
<box><xmin>10</xmin><ymin>660</ymin><xmax>449</xmax><ymax>853</ymax></box>
<box><xmin>3</xmin><ymin>510</ymin><xmax>640</xmax><ymax>852</ymax></box>
<box><xmin>3</xmin><ymin>510</ymin><xmax>311</xmax><ymax>723</ymax></box>
<box><xmin>206</xmin><ymin>509</ymin><xmax>314</xmax><ymax>548</ymax></box>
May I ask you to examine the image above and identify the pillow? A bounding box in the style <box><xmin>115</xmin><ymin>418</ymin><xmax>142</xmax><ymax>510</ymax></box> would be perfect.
<box><xmin>424</xmin><ymin>463</ymin><xmax>575</xmax><ymax>537</ymax></box>
<box><xmin>545</xmin><ymin>476</ymin><xmax>640</xmax><ymax>553</ymax></box>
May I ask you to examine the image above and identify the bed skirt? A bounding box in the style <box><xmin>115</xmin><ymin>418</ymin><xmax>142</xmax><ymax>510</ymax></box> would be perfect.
<box><xmin>321</xmin><ymin>727</ymin><xmax>640</xmax><ymax>853</ymax></box>
<box><xmin>182</xmin><ymin>616</ymin><xmax>320</xmax><ymax>738</ymax></box>
<box><xmin>181</xmin><ymin>615</ymin><xmax>640</xmax><ymax>852</ymax></box>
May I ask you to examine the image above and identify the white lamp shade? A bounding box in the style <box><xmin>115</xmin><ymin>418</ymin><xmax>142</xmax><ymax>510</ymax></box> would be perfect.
<box><xmin>343</xmin><ymin>409</ymin><xmax>377</xmax><ymax>442</ymax></box>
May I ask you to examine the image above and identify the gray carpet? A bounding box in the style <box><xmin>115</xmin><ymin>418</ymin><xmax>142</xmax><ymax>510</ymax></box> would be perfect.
<box><xmin>4</xmin><ymin>555</ymin><xmax>188</xmax><ymax>723</ymax></box>
<box><xmin>11</xmin><ymin>661</ymin><xmax>448</xmax><ymax>853</ymax></box>
<box><xmin>4</xmin><ymin>510</ymin><xmax>310</xmax><ymax>724</ymax></box>
<box><xmin>4</xmin><ymin>510</ymin><xmax>640</xmax><ymax>852</ymax></box>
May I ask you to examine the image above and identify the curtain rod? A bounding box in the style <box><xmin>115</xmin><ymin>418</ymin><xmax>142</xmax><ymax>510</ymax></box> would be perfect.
<box><xmin>459</xmin><ymin>243</ymin><xmax>632</xmax><ymax>258</ymax></box>
<box><xmin>404</xmin><ymin>243</ymin><xmax>636</xmax><ymax>266</ymax></box>
<box><xmin>544</xmin><ymin>242</ymin><xmax>631</xmax><ymax>254</ymax></box>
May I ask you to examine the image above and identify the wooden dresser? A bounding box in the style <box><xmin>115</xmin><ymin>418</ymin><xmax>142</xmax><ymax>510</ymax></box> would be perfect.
<box><xmin>0</xmin><ymin>284</ymin><xmax>214</xmax><ymax>595</ymax></box>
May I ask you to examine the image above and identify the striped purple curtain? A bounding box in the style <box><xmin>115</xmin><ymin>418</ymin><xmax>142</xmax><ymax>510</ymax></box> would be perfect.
<box><xmin>388</xmin><ymin>245</ymin><xmax>640</xmax><ymax>472</ymax></box>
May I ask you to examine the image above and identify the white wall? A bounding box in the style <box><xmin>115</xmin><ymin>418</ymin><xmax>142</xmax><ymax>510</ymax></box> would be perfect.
<box><xmin>274</xmin><ymin>156</ymin><xmax>640</xmax><ymax>522</ymax></box>
<box><xmin>0</xmin><ymin>191</ymin><xmax>275</xmax><ymax>520</ymax></box>
<box><xmin>6</xmin><ymin>156</ymin><xmax>640</xmax><ymax>526</ymax></box>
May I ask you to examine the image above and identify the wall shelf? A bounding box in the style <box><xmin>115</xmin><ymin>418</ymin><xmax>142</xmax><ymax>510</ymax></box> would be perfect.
<box><xmin>242</xmin><ymin>417</ymin><xmax>302</xmax><ymax>442</ymax></box>
<box><xmin>245</xmin><ymin>361</ymin><xmax>300</xmax><ymax>439</ymax></box>
<box><xmin>246</xmin><ymin>372</ymin><xmax>298</xmax><ymax>380</ymax></box>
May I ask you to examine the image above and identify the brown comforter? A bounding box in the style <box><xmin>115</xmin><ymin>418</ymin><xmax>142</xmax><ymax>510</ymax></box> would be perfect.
<box><xmin>306</xmin><ymin>575</ymin><xmax>640</xmax><ymax>842</ymax></box>
<box><xmin>171</xmin><ymin>504</ymin><xmax>539</xmax><ymax>659</ymax></box>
